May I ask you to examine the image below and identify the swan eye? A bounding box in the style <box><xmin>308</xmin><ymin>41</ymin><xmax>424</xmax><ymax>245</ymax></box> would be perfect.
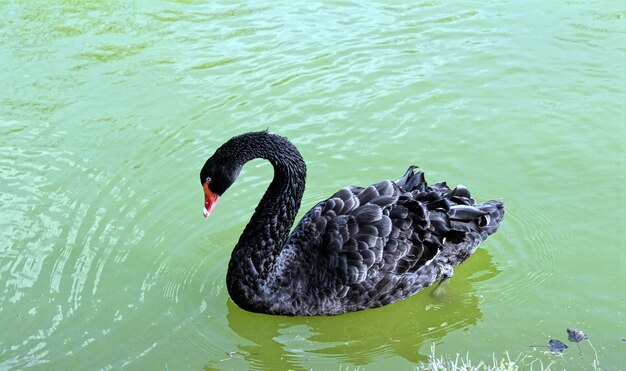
<box><xmin>205</xmin><ymin>176</ymin><xmax>212</xmax><ymax>184</ymax></box>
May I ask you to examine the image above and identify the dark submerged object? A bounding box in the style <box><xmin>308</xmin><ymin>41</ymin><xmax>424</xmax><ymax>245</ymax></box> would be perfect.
<box><xmin>567</xmin><ymin>328</ymin><xmax>589</xmax><ymax>357</ymax></box>
<box><xmin>567</xmin><ymin>328</ymin><xmax>589</xmax><ymax>343</ymax></box>
<box><xmin>549</xmin><ymin>339</ymin><xmax>568</xmax><ymax>354</ymax></box>
<box><xmin>200</xmin><ymin>131</ymin><xmax>504</xmax><ymax>316</ymax></box>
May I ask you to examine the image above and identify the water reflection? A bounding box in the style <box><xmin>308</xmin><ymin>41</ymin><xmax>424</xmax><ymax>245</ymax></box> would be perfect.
<box><xmin>210</xmin><ymin>249</ymin><xmax>499</xmax><ymax>369</ymax></box>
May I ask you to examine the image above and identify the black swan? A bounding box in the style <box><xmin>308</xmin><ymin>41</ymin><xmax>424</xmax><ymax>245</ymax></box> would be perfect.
<box><xmin>200</xmin><ymin>131</ymin><xmax>504</xmax><ymax>316</ymax></box>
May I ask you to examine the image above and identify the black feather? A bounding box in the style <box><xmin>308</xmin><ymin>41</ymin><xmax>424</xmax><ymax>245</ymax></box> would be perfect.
<box><xmin>449</xmin><ymin>205</ymin><xmax>488</xmax><ymax>220</ymax></box>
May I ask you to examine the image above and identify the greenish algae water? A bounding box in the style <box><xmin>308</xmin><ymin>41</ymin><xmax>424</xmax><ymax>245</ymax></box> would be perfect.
<box><xmin>0</xmin><ymin>1</ymin><xmax>624</xmax><ymax>370</ymax></box>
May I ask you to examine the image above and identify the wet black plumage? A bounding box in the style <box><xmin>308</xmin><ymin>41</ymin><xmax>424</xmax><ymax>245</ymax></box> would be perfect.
<box><xmin>200</xmin><ymin>131</ymin><xmax>504</xmax><ymax>316</ymax></box>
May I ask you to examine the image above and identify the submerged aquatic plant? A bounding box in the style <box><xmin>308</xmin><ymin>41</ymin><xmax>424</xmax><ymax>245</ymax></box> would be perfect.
<box><xmin>529</xmin><ymin>339</ymin><xmax>567</xmax><ymax>355</ymax></box>
<box><xmin>567</xmin><ymin>328</ymin><xmax>588</xmax><ymax>343</ymax></box>
<box><xmin>548</xmin><ymin>339</ymin><xmax>568</xmax><ymax>354</ymax></box>
<box><xmin>530</xmin><ymin>328</ymin><xmax>602</xmax><ymax>369</ymax></box>
<box><xmin>566</xmin><ymin>328</ymin><xmax>602</xmax><ymax>369</ymax></box>
<box><xmin>417</xmin><ymin>343</ymin><xmax>555</xmax><ymax>371</ymax></box>
<box><xmin>567</xmin><ymin>328</ymin><xmax>588</xmax><ymax>357</ymax></box>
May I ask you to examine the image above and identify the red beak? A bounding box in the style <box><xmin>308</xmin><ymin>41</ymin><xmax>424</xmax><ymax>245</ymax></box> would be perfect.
<box><xmin>203</xmin><ymin>182</ymin><xmax>219</xmax><ymax>218</ymax></box>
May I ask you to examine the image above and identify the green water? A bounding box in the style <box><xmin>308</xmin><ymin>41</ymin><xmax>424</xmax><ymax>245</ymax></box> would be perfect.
<box><xmin>1</xmin><ymin>1</ymin><xmax>624</xmax><ymax>370</ymax></box>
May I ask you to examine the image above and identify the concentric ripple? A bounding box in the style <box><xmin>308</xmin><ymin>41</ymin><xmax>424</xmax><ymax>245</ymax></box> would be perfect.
<box><xmin>1</xmin><ymin>0</ymin><xmax>625</xmax><ymax>369</ymax></box>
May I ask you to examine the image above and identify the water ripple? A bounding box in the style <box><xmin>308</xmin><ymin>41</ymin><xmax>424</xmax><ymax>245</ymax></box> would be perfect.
<box><xmin>1</xmin><ymin>0</ymin><xmax>624</xmax><ymax>369</ymax></box>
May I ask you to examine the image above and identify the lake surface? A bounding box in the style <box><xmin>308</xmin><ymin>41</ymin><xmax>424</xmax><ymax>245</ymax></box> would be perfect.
<box><xmin>1</xmin><ymin>1</ymin><xmax>624</xmax><ymax>369</ymax></box>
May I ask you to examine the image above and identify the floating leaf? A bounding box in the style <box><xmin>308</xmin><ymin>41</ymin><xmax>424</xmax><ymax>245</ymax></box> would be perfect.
<box><xmin>567</xmin><ymin>328</ymin><xmax>589</xmax><ymax>343</ymax></box>
<box><xmin>567</xmin><ymin>328</ymin><xmax>589</xmax><ymax>357</ymax></box>
<box><xmin>549</xmin><ymin>339</ymin><xmax>568</xmax><ymax>354</ymax></box>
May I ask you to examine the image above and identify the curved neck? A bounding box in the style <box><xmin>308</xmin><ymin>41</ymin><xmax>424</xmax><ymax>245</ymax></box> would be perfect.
<box><xmin>239</xmin><ymin>140</ymin><xmax>306</xmax><ymax>252</ymax></box>
<box><xmin>225</xmin><ymin>132</ymin><xmax>306</xmax><ymax>307</ymax></box>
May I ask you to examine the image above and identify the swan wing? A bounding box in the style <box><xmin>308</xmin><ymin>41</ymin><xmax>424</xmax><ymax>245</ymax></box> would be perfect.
<box><xmin>287</xmin><ymin>168</ymin><xmax>503</xmax><ymax>301</ymax></box>
<box><xmin>317</xmin><ymin>181</ymin><xmax>399</xmax><ymax>286</ymax></box>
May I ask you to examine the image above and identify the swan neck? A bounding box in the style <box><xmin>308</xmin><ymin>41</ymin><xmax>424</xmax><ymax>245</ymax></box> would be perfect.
<box><xmin>226</xmin><ymin>132</ymin><xmax>306</xmax><ymax>308</ymax></box>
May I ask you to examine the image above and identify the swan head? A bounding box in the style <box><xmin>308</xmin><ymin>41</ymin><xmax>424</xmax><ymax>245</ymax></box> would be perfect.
<box><xmin>200</xmin><ymin>153</ymin><xmax>242</xmax><ymax>218</ymax></box>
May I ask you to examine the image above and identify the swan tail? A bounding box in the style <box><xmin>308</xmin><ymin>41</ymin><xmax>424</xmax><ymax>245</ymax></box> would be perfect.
<box><xmin>474</xmin><ymin>199</ymin><xmax>505</xmax><ymax>237</ymax></box>
<box><xmin>397</xmin><ymin>165</ymin><xmax>505</xmax><ymax>245</ymax></box>
<box><xmin>396</xmin><ymin>165</ymin><xmax>426</xmax><ymax>192</ymax></box>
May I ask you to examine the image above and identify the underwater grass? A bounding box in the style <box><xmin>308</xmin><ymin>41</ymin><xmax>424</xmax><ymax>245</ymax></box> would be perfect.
<box><xmin>414</xmin><ymin>342</ymin><xmax>607</xmax><ymax>371</ymax></box>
